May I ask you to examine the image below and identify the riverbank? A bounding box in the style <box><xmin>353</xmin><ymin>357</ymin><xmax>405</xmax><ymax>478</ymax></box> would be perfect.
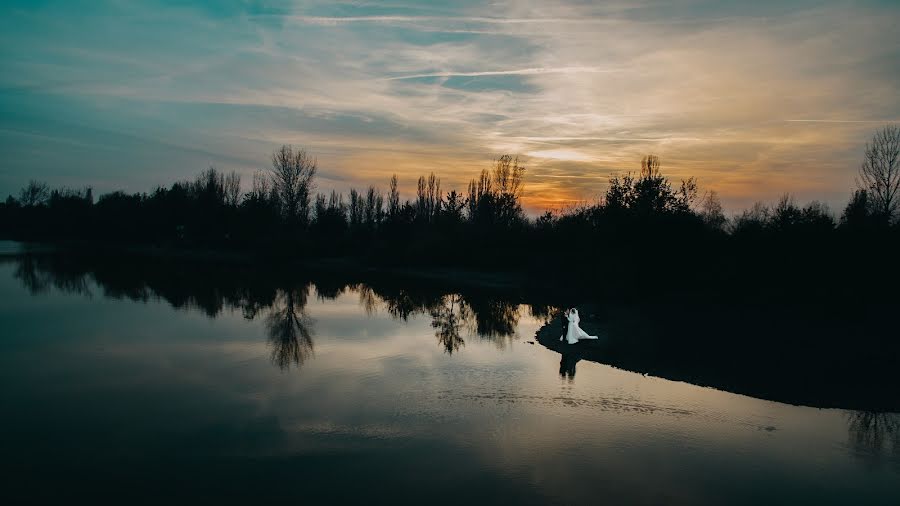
<box><xmin>536</xmin><ymin>303</ymin><xmax>900</xmax><ymax>412</ymax></box>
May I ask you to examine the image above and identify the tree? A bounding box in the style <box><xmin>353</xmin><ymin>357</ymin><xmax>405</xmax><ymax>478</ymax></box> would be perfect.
<box><xmin>20</xmin><ymin>180</ymin><xmax>50</xmax><ymax>207</ymax></box>
<box><xmin>466</xmin><ymin>155</ymin><xmax>525</xmax><ymax>228</ymax></box>
<box><xmin>348</xmin><ymin>188</ymin><xmax>363</xmax><ymax>229</ymax></box>
<box><xmin>467</xmin><ymin>168</ymin><xmax>493</xmax><ymax>220</ymax></box>
<box><xmin>641</xmin><ymin>154</ymin><xmax>662</xmax><ymax>179</ymax></box>
<box><xmin>858</xmin><ymin>125</ymin><xmax>900</xmax><ymax>224</ymax></box>
<box><xmin>841</xmin><ymin>189</ymin><xmax>873</xmax><ymax>228</ymax></box>
<box><xmin>364</xmin><ymin>186</ymin><xmax>384</xmax><ymax>229</ymax></box>
<box><xmin>192</xmin><ymin>167</ymin><xmax>226</xmax><ymax>206</ymax></box>
<box><xmin>441</xmin><ymin>190</ymin><xmax>466</xmax><ymax>225</ymax></box>
<box><xmin>631</xmin><ymin>155</ymin><xmax>677</xmax><ymax>214</ymax></box>
<box><xmin>430</xmin><ymin>294</ymin><xmax>469</xmax><ymax>354</ymax></box>
<box><xmin>676</xmin><ymin>177</ymin><xmax>699</xmax><ymax>212</ymax></box>
<box><xmin>266</xmin><ymin>286</ymin><xmax>315</xmax><ymax>370</ymax></box>
<box><xmin>605</xmin><ymin>173</ymin><xmax>634</xmax><ymax>211</ymax></box>
<box><xmin>492</xmin><ymin>154</ymin><xmax>525</xmax><ymax>201</ymax></box>
<box><xmin>388</xmin><ymin>174</ymin><xmax>400</xmax><ymax>219</ymax></box>
<box><xmin>699</xmin><ymin>191</ymin><xmax>726</xmax><ymax>230</ymax></box>
<box><xmin>271</xmin><ymin>145</ymin><xmax>317</xmax><ymax>225</ymax></box>
<box><xmin>731</xmin><ymin>202</ymin><xmax>771</xmax><ymax>235</ymax></box>
<box><xmin>224</xmin><ymin>171</ymin><xmax>241</xmax><ymax>207</ymax></box>
<box><xmin>415</xmin><ymin>172</ymin><xmax>441</xmax><ymax>223</ymax></box>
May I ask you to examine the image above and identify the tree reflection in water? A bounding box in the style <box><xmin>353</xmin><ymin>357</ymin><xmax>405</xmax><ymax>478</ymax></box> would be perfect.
<box><xmin>465</xmin><ymin>298</ymin><xmax>520</xmax><ymax>349</ymax></box>
<box><xmin>355</xmin><ymin>284</ymin><xmax>379</xmax><ymax>316</ymax></box>
<box><xmin>265</xmin><ymin>286</ymin><xmax>315</xmax><ymax>371</ymax></box>
<box><xmin>14</xmin><ymin>254</ymin><xmax>94</xmax><ymax>297</ymax></box>
<box><xmin>5</xmin><ymin>253</ymin><xmax>533</xmax><ymax>366</ymax></box>
<box><xmin>846</xmin><ymin>411</ymin><xmax>900</xmax><ymax>466</ymax></box>
<box><xmin>8</xmin><ymin>252</ymin><xmax>897</xmax><ymax>417</ymax></box>
<box><xmin>372</xmin><ymin>287</ymin><xmax>525</xmax><ymax>353</ymax></box>
<box><xmin>430</xmin><ymin>294</ymin><xmax>470</xmax><ymax>354</ymax></box>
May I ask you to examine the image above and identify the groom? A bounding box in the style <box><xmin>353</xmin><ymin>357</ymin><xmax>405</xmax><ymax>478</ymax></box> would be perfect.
<box><xmin>559</xmin><ymin>308</ymin><xmax>569</xmax><ymax>341</ymax></box>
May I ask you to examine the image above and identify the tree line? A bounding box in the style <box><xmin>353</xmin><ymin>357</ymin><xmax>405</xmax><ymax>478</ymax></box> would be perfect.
<box><xmin>2</xmin><ymin>126</ymin><xmax>898</xmax><ymax>299</ymax></box>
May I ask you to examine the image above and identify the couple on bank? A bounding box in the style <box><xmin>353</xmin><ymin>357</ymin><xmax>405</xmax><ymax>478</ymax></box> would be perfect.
<box><xmin>559</xmin><ymin>307</ymin><xmax>599</xmax><ymax>345</ymax></box>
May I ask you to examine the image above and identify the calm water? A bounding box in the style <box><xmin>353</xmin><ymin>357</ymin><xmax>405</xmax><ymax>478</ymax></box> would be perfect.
<box><xmin>1</xmin><ymin>249</ymin><xmax>898</xmax><ymax>505</ymax></box>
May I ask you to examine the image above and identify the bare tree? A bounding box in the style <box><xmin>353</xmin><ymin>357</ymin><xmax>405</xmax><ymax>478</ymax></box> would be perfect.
<box><xmin>430</xmin><ymin>294</ymin><xmax>470</xmax><ymax>355</ymax></box>
<box><xmin>19</xmin><ymin>180</ymin><xmax>50</xmax><ymax>207</ymax></box>
<box><xmin>676</xmin><ymin>177</ymin><xmax>699</xmax><ymax>212</ymax></box>
<box><xmin>699</xmin><ymin>191</ymin><xmax>727</xmax><ymax>230</ymax></box>
<box><xmin>249</xmin><ymin>170</ymin><xmax>271</xmax><ymax>201</ymax></box>
<box><xmin>858</xmin><ymin>125</ymin><xmax>900</xmax><ymax>223</ymax></box>
<box><xmin>224</xmin><ymin>171</ymin><xmax>241</xmax><ymax>207</ymax></box>
<box><xmin>388</xmin><ymin>174</ymin><xmax>400</xmax><ymax>218</ymax></box>
<box><xmin>492</xmin><ymin>154</ymin><xmax>525</xmax><ymax>200</ymax></box>
<box><xmin>266</xmin><ymin>286</ymin><xmax>315</xmax><ymax>371</ymax></box>
<box><xmin>640</xmin><ymin>154</ymin><xmax>662</xmax><ymax>179</ymax></box>
<box><xmin>271</xmin><ymin>145</ymin><xmax>317</xmax><ymax>225</ymax></box>
<box><xmin>348</xmin><ymin>188</ymin><xmax>363</xmax><ymax>228</ymax></box>
<box><xmin>415</xmin><ymin>172</ymin><xmax>441</xmax><ymax>222</ymax></box>
<box><xmin>467</xmin><ymin>167</ymin><xmax>494</xmax><ymax>219</ymax></box>
<box><xmin>364</xmin><ymin>186</ymin><xmax>384</xmax><ymax>227</ymax></box>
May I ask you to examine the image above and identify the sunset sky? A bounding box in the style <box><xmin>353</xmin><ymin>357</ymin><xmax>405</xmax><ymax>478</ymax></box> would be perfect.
<box><xmin>1</xmin><ymin>0</ymin><xmax>898</xmax><ymax>213</ymax></box>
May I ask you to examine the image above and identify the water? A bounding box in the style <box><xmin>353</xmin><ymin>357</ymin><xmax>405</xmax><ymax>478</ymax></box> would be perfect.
<box><xmin>1</xmin><ymin>249</ymin><xmax>898</xmax><ymax>505</ymax></box>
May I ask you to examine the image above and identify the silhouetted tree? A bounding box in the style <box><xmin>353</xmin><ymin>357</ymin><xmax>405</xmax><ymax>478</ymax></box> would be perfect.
<box><xmin>348</xmin><ymin>188</ymin><xmax>363</xmax><ymax>229</ymax></box>
<box><xmin>676</xmin><ymin>177</ymin><xmax>699</xmax><ymax>213</ymax></box>
<box><xmin>364</xmin><ymin>186</ymin><xmax>384</xmax><ymax>229</ymax></box>
<box><xmin>731</xmin><ymin>202</ymin><xmax>771</xmax><ymax>235</ymax></box>
<box><xmin>467</xmin><ymin>168</ymin><xmax>492</xmax><ymax>221</ymax></box>
<box><xmin>415</xmin><ymin>173</ymin><xmax>441</xmax><ymax>223</ymax></box>
<box><xmin>388</xmin><ymin>174</ymin><xmax>400</xmax><ymax>220</ymax></box>
<box><xmin>441</xmin><ymin>190</ymin><xmax>466</xmax><ymax>226</ymax></box>
<box><xmin>605</xmin><ymin>173</ymin><xmax>634</xmax><ymax>211</ymax></box>
<box><xmin>19</xmin><ymin>180</ymin><xmax>50</xmax><ymax>207</ymax></box>
<box><xmin>271</xmin><ymin>145</ymin><xmax>317</xmax><ymax>226</ymax></box>
<box><xmin>840</xmin><ymin>189</ymin><xmax>874</xmax><ymax>228</ymax></box>
<box><xmin>604</xmin><ymin>155</ymin><xmax>698</xmax><ymax>217</ymax></box>
<box><xmin>466</xmin><ymin>155</ymin><xmax>525</xmax><ymax>229</ymax></box>
<box><xmin>312</xmin><ymin>190</ymin><xmax>348</xmax><ymax>238</ymax></box>
<box><xmin>698</xmin><ymin>191</ymin><xmax>727</xmax><ymax>230</ymax></box>
<box><xmin>767</xmin><ymin>195</ymin><xmax>834</xmax><ymax>233</ymax></box>
<box><xmin>632</xmin><ymin>155</ymin><xmax>678</xmax><ymax>214</ymax></box>
<box><xmin>224</xmin><ymin>171</ymin><xmax>241</xmax><ymax>207</ymax></box>
<box><xmin>858</xmin><ymin>125</ymin><xmax>900</xmax><ymax>224</ymax></box>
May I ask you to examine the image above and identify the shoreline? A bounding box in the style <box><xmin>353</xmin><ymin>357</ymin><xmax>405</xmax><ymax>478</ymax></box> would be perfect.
<box><xmin>4</xmin><ymin>240</ymin><xmax>898</xmax><ymax>413</ymax></box>
<box><xmin>0</xmin><ymin>239</ymin><xmax>530</xmax><ymax>292</ymax></box>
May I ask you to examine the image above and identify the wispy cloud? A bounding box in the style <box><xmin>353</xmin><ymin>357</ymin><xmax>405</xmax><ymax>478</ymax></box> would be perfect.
<box><xmin>0</xmin><ymin>0</ymin><xmax>898</xmax><ymax>212</ymax></box>
<box><xmin>385</xmin><ymin>66</ymin><xmax>617</xmax><ymax>80</ymax></box>
<box><xmin>282</xmin><ymin>15</ymin><xmax>622</xmax><ymax>26</ymax></box>
<box><xmin>784</xmin><ymin>119</ymin><xmax>899</xmax><ymax>123</ymax></box>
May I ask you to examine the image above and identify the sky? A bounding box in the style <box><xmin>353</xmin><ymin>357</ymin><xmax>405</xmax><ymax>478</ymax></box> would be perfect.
<box><xmin>1</xmin><ymin>0</ymin><xmax>898</xmax><ymax>213</ymax></box>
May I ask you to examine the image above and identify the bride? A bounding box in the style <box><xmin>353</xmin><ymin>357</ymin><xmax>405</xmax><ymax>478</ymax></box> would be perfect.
<box><xmin>561</xmin><ymin>308</ymin><xmax>599</xmax><ymax>344</ymax></box>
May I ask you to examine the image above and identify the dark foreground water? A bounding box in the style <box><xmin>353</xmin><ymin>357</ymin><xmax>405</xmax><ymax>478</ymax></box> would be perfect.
<box><xmin>1</xmin><ymin>248</ymin><xmax>898</xmax><ymax>504</ymax></box>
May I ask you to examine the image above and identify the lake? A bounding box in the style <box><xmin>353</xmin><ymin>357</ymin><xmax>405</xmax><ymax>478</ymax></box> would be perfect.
<box><xmin>1</xmin><ymin>245</ymin><xmax>898</xmax><ymax>505</ymax></box>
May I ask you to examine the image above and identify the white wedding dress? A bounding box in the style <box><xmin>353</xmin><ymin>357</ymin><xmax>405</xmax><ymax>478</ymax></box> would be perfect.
<box><xmin>563</xmin><ymin>309</ymin><xmax>598</xmax><ymax>344</ymax></box>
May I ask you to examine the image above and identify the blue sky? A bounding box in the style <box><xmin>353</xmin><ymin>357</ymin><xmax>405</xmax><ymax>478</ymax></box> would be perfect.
<box><xmin>1</xmin><ymin>0</ymin><xmax>899</xmax><ymax>211</ymax></box>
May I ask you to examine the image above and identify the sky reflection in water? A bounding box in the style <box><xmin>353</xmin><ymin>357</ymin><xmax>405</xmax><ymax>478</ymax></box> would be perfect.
<box><xmin>0</xmin><ymin>259</ymin><xmax>898</xmax><ymax>505</ymax></box>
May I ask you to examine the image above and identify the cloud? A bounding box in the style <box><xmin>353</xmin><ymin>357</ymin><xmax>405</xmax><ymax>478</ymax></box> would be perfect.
<box><xmin>785</xmin><ymin>119</ymin><xmax>900</xmax><ymax>123</ymax></box>
<box><xmin>284</xmin><ymin>15</ymin><xmax>623</xmax><ymax>26</ymax></box>
<box><xmin>385</xmin><ymin>66</ymin><xmax>617</xmax><ymax>80</ymax></box>
<box><xmin>0</xmin><ymin>0</ymin><xmax>898</xmax><ymax>212</ymax></box>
